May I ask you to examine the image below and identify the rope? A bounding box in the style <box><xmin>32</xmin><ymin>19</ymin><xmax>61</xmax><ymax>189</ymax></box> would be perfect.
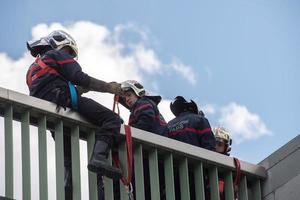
<box><xmin>233</xmin><ymin>157</ymin><xmax>241</xmax><ymax>198</ymax></box>
<box><xmin>112</xmin><ymin>125</ymin><xmax>133</xmax><ymax>185</ymax></box>
<box><xmin>112</xmin><ymin>95</ymin><xmax>133</xmax><ymax>186</ymax></box>
<box><xmin>112</xmin><ymin>95</ymin><xmax>120</xmax><ymax>115</ymax></box>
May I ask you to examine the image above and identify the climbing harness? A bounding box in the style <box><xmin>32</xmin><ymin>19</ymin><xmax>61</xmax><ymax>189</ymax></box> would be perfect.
<box><xmin>27</xmin><ymin>57</ymin><xmax>78</xmax><ymax>110</ymax></box>
<box><xmin>26</xmin><ymin>57</ymin><xmax>60</xmax><ymax>88</ymax></box>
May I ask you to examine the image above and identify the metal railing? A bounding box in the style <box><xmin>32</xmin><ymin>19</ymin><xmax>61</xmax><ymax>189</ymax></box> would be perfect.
<box><xmin>0</xmin><ymin>87</ymin><xmax>267</xmax><ymax>200</ymax></box>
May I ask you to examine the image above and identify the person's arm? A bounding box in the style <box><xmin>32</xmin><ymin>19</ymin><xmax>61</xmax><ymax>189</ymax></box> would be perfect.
<box><xmin>46</xmin><ymin>50</ymin><xmax>122</xmax><ymax>95</ymax></box>
<box><xmin>197</xmin><ymin>117</ymin><xmax>216</xmax><ymax>151</ymax></box>
<box><xmin>88</xmin><ymin>78</ymin><xmax>122</xmax><ymax>95</ymax></box>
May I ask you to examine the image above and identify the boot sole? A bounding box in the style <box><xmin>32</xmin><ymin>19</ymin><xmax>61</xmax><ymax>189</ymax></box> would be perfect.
<box><xmin>87</xmin><ymin>163</ymin><xmax>123</xmax><ymax>180</ymax></box>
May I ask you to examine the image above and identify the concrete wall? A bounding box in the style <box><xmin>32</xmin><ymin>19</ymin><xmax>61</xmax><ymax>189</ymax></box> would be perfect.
<box><xmin>259</xmin><ymin>135</ymin><xmax>300</xmax><ymax>200</ymax></box>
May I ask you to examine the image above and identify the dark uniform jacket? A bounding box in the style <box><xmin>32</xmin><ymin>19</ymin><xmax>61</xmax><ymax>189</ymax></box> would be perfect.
<box><xmin>122</xmin><ymin>96</ymin><xmax>167</xmax><ymax>136</ymax></box>
<box><xmin>167</xmin><ymin>111</ymin><xmax>216</xmax><ymax>151</ymax></box>
<box><xmin>26</xmin><ymin>49</ymin><xmax>90</xmax><ymax>103</ymax></box>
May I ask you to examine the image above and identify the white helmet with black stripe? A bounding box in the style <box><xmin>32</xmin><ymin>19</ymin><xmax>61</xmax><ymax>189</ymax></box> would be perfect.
<box><xmin>27</xmin><ymin>30</ymin><xmax>78</xmax><ymax>59</ymax></box>
<box><xmin>121</xmin><ymin>80</ymin><xmax>146</xmax><ymax>97</ymax></box>
<box><xmin>46</xmin><ymin>30</ymin><xmax>78</xmax><ymax>59</ymax></box>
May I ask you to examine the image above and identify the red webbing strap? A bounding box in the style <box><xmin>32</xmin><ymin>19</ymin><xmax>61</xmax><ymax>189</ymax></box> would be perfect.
<box><xmin>27</xmin><ymin>58</ymin><xmax>60</xmax><ymax>87</ymax></box>
<box><xmin>233</xmin><ymin>157</ymin><xmax>241</xmax><ymax>198</ymax></box>
<box><xmin>26</xmin><ymin>63</ymin><xmax>39</xmax><ymax>88</ymax></box>
<box><xmin>112</xmin><ymin>95</ymin><xmax>120</xmax><ymax>115</ymax></box>
<box><xmin>112</xmin><ymin>95</ymin><xmax>133</xmax><ymax>186</ymax></box>
<box><xmin>112</xmin><ymin>125</ymin><xmax>133</xmax><ymax>185</ymax></box>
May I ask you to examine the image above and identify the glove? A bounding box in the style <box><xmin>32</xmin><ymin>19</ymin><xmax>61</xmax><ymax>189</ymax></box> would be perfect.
<box><xmin>109</xmin><ymin>82</ymin><xmax>124</xmax><ymax>96</ymax></box>
<box><xmin>88</xmin><ymin>77</ymin><xmax>124</xmax><ymax>95</ymax></box>
<box><xmin>76</xmin><ymin>86</ymin><xmax>89</xmax><ymax>96</ymax></box>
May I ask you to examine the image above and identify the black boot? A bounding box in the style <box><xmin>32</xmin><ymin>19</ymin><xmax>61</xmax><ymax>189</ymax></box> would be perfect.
<box><xmin>88</xmin><ymin>140</ymin><xmax>122</xmax><ymax>180</ymax></box>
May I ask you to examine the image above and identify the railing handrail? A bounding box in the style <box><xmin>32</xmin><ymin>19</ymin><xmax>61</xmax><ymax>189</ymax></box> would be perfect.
<box><xmin>0</xmin><ymin>86</ymin><xmax>267</xmax><ymax>180</ymax></box>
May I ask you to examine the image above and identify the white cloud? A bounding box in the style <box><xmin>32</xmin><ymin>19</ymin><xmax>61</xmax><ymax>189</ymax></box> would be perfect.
<box><xmin>158</xmin><ymin>99</ymin><xmax>175</xmax><ymax>122</ymax></box>
<box><xmin>204</xmin><ymin>66</ymin><xmax>213</xmax><ymax>81</ymax></box>
<box><xmin>170</xmin><ymin>58</ymin><xmax>197</xmax><ymax>85</ymax></box>
<box><xmin>113</xmin><ymin>22</ymin><xmax>150</xmax><ymax>44</ymax></box>
<box><xmin>218</xmin><ymin>102</ymin><xmax>271</xmax><ymax>144</ymax></box>
<box><xmin>130</xmin><ymin>44</ymin><xmax>161</xmax><ymax>74</ymax></box>
<box><xmin>201</xmin><ymin>104</ymin><xmax>216</xmax><ymax>115</ymax></box>
<box><xmin>0</xmin><ymin>21</ymin><xmax>197</xmax><ymax>199</ymax></box>
<box><xmin>0</xmin><ymin>52</ymin><xmax>32</xmax><ymax>93</ymax></box>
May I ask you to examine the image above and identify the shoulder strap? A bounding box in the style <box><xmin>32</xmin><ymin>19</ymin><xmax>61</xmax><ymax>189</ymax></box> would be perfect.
<box><xmin>68</xmin><ymin>81</ymin><xmax>78</xmax><ymax>110</ymax></box>
<box><xmin>27</xmin><ymin>57</ymin><xmax>60</xmax><ymax>88</ymax></box>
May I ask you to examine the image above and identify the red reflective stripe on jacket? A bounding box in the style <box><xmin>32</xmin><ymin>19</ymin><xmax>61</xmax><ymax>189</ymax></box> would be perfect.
<box><xmin>133</xmin><ymin>103</ymin><xmax>153</xmax><ymax>115</ymax></box>
<box><xmin>31</xmin><ymin>66</ymin><xmax>59</xmax><ymax>81</ymax></box>
<box><xmin>169</xmin><ymin>127</ymin><xmax>211</xmax><ymax>136</ymax></box>
<box><xmin>26</xmin><ymin>58</ymin><xmax>60</xmax><ymax>88</ymax></box>
<box><xmin>26</xmin><ymin>63</ymin><xmax>39</xmax><ymax>87</ymax></box>
<box><xmin>43</xmin><ymin>58</ymin><xmax>75</xmax><ymax>65</ymax></box>
<box><xmin>134</xmin><ymin>103</ymin><xmax>167</xmax><ymax>125</ymax></box>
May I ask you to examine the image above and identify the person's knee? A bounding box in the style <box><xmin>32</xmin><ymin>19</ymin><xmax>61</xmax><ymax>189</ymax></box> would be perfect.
<box><xmin>104</xmin><ymin>112</ymin><xmax>123</xmax><ymax>127</ymax></box>
<box><xmin>113</xmin><ymin>113</ymin><xmax>123</xmax><ymax>124</ymax></box>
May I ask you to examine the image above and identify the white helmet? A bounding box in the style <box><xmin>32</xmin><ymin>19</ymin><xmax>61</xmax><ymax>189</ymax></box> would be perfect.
<box><xmin>213</xmin><ymin>127</ymin><xmax>232</xmax><ymax>155</ymax></box>
<box><xmin>46</xmin><ymin>30</ymin><xmax>78</xmax><ymax>59</ymax></box>
<box><xmin>121</xmin><ymin>80</ymin><xmax>146</xmax><ymax>97</ymax></box>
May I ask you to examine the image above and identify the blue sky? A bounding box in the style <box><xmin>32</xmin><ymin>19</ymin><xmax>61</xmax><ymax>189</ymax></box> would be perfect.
<box><xmin>1</xmin><ymin>0</ymin><xmax>299</xmax><ymax>165</ymax></box>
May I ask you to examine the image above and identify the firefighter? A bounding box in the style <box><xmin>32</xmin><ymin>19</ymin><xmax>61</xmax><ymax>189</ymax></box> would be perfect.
<box><xmin>118</xmin><ymin>80</ymin><xmax>168</xmax><ymax>199</ymax></box>
<box><xmin>119</xmin><ymin>80</ymin><xmax>167</xmax><ymax>136</ymax></box>
<box><xmin>167</xmin><ymin>96</ymin><xmax>216</xmax><ymax>150</ymax></box>
<box><xmin>209</xmin><ymin>127</ymin><xmax>235</xmax><ymax>200</ymax></box>
<box><xmin>26</xmin><ymin>30</ymin><xmax>123</xmax><ymax>199</ymax></box>
<box><xmin>213</xmin><ymin>127</ymin><xmax>232</xmax><ymax>155</ymax></box>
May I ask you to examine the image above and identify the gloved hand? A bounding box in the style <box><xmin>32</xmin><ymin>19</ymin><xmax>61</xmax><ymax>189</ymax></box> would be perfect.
<box><xmin>76</xmin><ymin>86</ymin><xmax>89</xmax><ymax>96</ymax></box>
<box><xmin>109</xmin><ymin>82</ymin><xmax>124</xmax><ymax>96</ymax></box>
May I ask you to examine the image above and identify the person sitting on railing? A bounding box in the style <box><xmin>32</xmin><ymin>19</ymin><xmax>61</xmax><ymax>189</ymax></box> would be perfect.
<box><xmin>26</xmin><ymin>30</ymin><xmax>124</xmax><ymax>199</ymax></box>
<box><xmin>167</xmin><ymin>96</ymin><xmax>216</xmax><ymax>151</ymax></box>
<box><xmin>118</xmin><ymin>80</ymin><xmax>168</xmax><ymax>136</ymax></box>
